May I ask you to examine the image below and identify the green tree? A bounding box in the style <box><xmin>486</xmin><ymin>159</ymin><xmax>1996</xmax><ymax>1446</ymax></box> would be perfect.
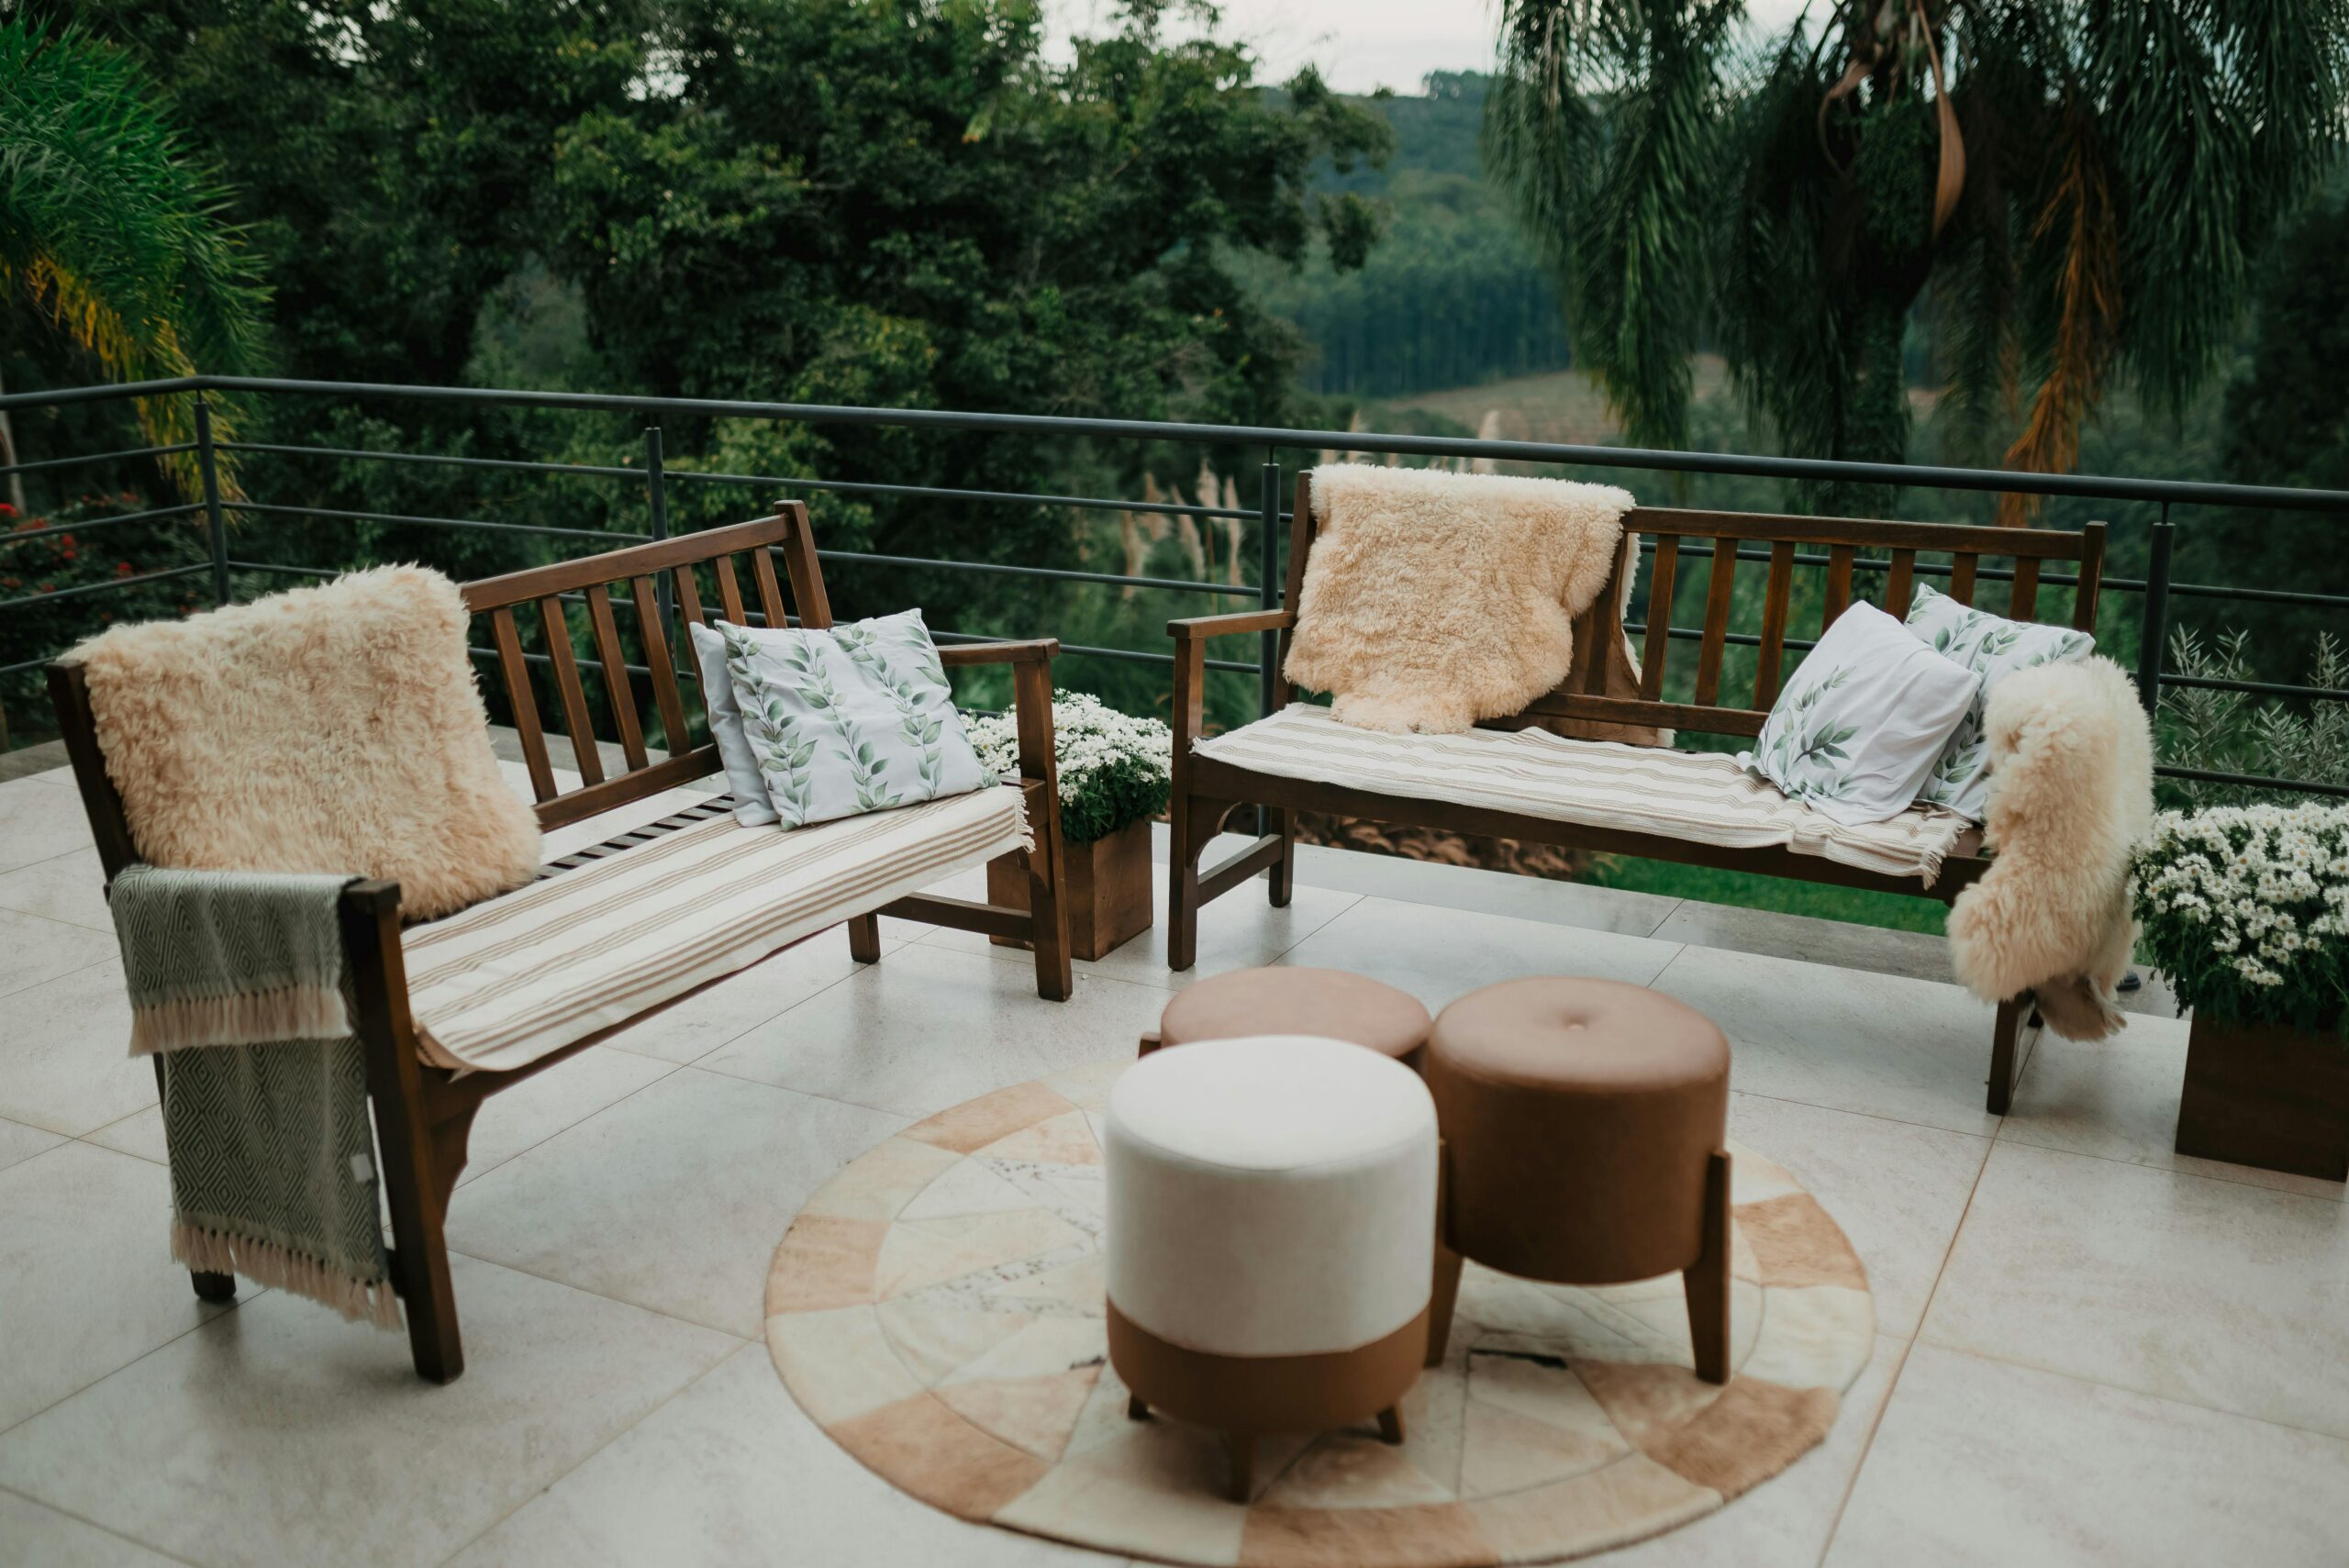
<box><xmin>1487</xmin><ymin>2</ymin><xmax>2349</xmax><ymax>512</ymax></box>
<box><xmin>0</xmin><ymin>16</ymin><xmax>269</xmax><ymax>500</ymax></box>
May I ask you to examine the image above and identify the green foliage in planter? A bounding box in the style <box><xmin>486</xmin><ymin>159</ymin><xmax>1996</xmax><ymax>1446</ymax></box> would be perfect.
<box><xmin>964</xmin><ymin>691</ymin><xmax>1171</xmax><ymax>846</ymax></box>
<box><xmin>2158</xmin><ymin>628</ymin><xmax>2349</xmax><ymax>806</ymax></box>
<box><xmin>2132</xmin><ymin>803</ymin><xmax>2349</xmax><ymax>1036</ymax></box>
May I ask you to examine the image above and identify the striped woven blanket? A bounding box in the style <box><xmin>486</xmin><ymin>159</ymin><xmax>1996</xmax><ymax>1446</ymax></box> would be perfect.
<box><xmin>110</xmin><ymin>865</ymin><xmax>399</xmax><ymax>1328</ymax></box>
<box><xmin>1196</xmin><ymin>704</ymin><xmax>1969</xmax><ymax>884</ymax></box>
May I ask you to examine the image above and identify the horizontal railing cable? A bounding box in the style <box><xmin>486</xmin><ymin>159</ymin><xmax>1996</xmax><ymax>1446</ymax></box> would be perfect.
<box><xmin>1</xmin><ymin>502</ymin><xmax>206</xmax><ymax>544</ymax></box>
<box><xmin>0</xmin><ymin>441</ymin><xmax>194</xmax><ymax>479</ymax></box>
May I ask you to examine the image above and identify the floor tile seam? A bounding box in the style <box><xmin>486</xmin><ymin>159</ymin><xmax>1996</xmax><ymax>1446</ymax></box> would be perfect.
<box><xmin>0</xmin><ymin>946</ymin><xmax>118</xmax><ymax>1002</ymax></box>
<box><xmin>656</xmin><ymin>1058</ymin><xmax>932</xmax><ymax>1130</ymax></box>
<box><xmin>422</xmin><ymin>1336</ymin><xmax>750</xmax><ymax>1568</ymax></box>
<box><xmin>1811</xmin><ymin>1332</ymin><xmax>1917</xmax><ymax>1568</ymax></box>
<box><xmin>450</xmin><ymin>1059</ymin><xmax>687</xmax><ymax>1189</ymax></box>
<box><xmin>440</xmin><ymin>1244</ymin><xmax>763</xmax><ymax>1346</ymax></box>
<box><xmin>1718</xmin><ymin>1084</ymin><xmax>2000</xmax><ymax>1144</ymax></box>
<box><xmin>0</xmin><ymin>1288</ymin><xmax>263</xmax><ymax>1446</ymax></box>
<box><xmin>597</xmin><ymin>940</ymin><xmax>921</xmax><ymax>1066</ymax></box>
<box><xmin>1986</xmin><ymin>1121</ymin><xmax>2346</xmax><ymax>1204</ymax></box>
<box><xmin>1892</xmin><ymin>1334</ymin><xmax>2349</xmax><ymax>1449</ymax></box>
<box><xmin>0</xmin><ymin>897</ymin><xmax>113</xmax><ymax>936</ymax></box>
<box><xmin>1970</xmin><ymin>1130</ymin><xmax>2349</xmax><ymax>1207</ymax></box>
<box><xmin>0</xmin><ymin>1480</ymin><xmax>206</xmax><ymax>1567</ymax></box>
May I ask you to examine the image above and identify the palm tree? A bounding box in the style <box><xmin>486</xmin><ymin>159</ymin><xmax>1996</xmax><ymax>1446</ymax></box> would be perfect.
<box><xmin>0</xmin><ymin>17</ymin><xmax>268</xmax><ymax>505</ymax></box>
<box><xmin>1487</xmin><ymin>2</ymin><xmax>2349</xmax><ymax>516</ymax></box>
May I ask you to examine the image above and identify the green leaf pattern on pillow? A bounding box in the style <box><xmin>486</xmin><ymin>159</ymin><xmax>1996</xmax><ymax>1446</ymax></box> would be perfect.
<box><xmin>1904</xmin><ymin>584</ymin><xmax>2093</xmax><ymax>817</ymax></box>
<box><xmin>718</xmin><ymin>609</ymin><xmax>989</xmax><ymax>829</ymax></box>
<box><xmin>1762</xmin><ymin>662</ymin><xmax>1865</xmax><ymax>806</ymax></box>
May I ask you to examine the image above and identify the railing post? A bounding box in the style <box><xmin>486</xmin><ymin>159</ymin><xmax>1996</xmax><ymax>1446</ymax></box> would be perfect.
<box><xmin>1258</xmin><ymin>455</ymin><xmax>1281</xmax><ymax>719</ymax></box>
<box><xmin>194</xmin><ymin>397</ymin><xmax>229</xmax><ymax>606</ymax></box>
<box><xmin>643</xmin><ymin>424</ymin><xmax>673</xmax><ymax>637</ymax></box>
<box><xmin>2137</xmin><ymin>505</ymin><xmax>2174</xmax><ymax>721</ymax></box>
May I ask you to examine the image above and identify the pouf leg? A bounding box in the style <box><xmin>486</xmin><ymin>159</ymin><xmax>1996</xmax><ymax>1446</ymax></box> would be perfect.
<box><xmin>1223</xmin><ymin>1432</ymin><xmax>1255</xmax><ymax>1504</ymax></box>
<box><xmin>1377</xmin><ymin>1406</ymin><xmax>1406</xmax><ymax>1444</ymax></box>
<box><xmin>1426</xmin><ymin>1240</ymin><xmax>1464</xmax><ymax>1369</ymax></box>
<box><xmin>1683</xmin><ymin>1150</ymin><xmax>1733</xmax><ymax>1385</ymax></box>
<box><xmin>1129</xmin><ymin>1395</ymin><xmax>1151</xmax><ymax>1419</ymax></box>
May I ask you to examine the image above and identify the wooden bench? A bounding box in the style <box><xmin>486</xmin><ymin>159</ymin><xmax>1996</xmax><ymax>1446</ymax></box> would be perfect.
<box><xmin>48</xmin><ymin>507</ymin><xmax>1073</xmax><ymax>1383</ymax></box>
<box><xmin>1166</xmin><ymin>474</ymin><xmax>2106</xmax><ymax>1117</ymax></box>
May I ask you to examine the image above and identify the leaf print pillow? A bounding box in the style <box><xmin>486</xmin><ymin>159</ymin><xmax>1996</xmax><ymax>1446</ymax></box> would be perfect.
<box><xmin>712</xmin><ymin>609</ymin><xmax>994</xmax><ymax>829</ymax></box>
<box><xmin>1739</xmin><ymin>601</ymin><xmax>1982</xmax><ymax>826</ymax></box>
<box><xmin>1902</xmin><ymin>584</ymin><xmax>2095</xmax><ymax>821</ymax></box>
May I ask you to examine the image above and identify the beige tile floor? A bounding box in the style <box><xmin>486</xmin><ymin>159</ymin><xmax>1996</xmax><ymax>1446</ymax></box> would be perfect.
<box><xmin>0</xmin><ymin>762</ymin><xmax>2344</xmax><ymax>1567</ymax></box>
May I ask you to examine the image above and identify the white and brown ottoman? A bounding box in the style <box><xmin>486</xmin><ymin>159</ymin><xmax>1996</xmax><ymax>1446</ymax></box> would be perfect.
<box><xmin>1103</xmin><ymin>1034</ymin><xmax>1439</xmax><ymax>1502</ymax></box>
<box><xmin>1425</xmin><ymin>976</ymin><xmax>1735</xmax><ymax>1383</ymax></box>
<box><xmin>1137</xmin><ymin>965</ymin><xmax>1432</xmax><ymax>1066</ymax></box>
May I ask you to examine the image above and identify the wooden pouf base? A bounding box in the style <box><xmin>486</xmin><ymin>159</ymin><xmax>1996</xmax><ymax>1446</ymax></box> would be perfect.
<box><xmin>1108</xmin><ymin>1299</ymin><xmax>1426</xmax><ymax>1501</ymax></box>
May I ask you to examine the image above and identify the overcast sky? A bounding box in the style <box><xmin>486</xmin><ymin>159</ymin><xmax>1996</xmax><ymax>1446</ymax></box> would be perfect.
<box><xmin>1044</xmin><ymin>2</ymin><xmax>1817</xmax><ymax>95</ymax></box>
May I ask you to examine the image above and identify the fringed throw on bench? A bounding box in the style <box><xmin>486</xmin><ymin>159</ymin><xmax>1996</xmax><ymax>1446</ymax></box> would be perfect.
<box><xmin>111</xmin><ymin>863</ymin><xmax>400</xmax><ymax>1329</ymax></box>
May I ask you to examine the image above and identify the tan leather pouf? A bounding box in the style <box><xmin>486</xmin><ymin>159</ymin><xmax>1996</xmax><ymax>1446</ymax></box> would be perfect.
<box><xmin>1425</xmin><ymin>976</ymin><xmax>1734</xmax><ymax>1383</ymax></box>
<box><xmin>1138</xmin><ymin>965</ymin><xmax>1432</xmax><ymax>1066</ymax></box>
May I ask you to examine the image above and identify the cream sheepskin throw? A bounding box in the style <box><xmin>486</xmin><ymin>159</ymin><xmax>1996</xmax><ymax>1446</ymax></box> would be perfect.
<box><xmin>1283</xmin><ymin>465</ymin><xmax>1635</xmax><ymax>733</ymax></box>
<box><xmin>73</xmin><ymin>565</ymin><xmax>540</xmax><ymax>920</ymax></box>
<box><xmin>1947</xmin><ymin>656</ymin><xmax>2154</xmax><ymax>1040</ymax></box>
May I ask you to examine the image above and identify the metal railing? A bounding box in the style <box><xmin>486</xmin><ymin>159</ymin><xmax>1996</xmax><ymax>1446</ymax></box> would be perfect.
<box><xmin>6</xmin><ymin>373</ymin><xmax>2348</xmax><ymax>798</ymax></box>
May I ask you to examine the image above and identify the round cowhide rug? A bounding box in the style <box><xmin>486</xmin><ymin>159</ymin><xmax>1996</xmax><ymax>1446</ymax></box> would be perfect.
<box><xmin>766</xmin><ymin>1060</ymin><xmax>1874</xmax><ymax>1567</ymax></box>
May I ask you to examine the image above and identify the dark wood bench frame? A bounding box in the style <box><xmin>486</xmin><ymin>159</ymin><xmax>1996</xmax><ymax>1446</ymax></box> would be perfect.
<box><xmin>1167</xmin><ymin>473</ymin><xmax>2106</xmax><ymax>1117</ymax></box>
<box><xmin>49</xmin><ymin>506</ymin><xmax>1072</xmax><ymax>1384</ymax></box>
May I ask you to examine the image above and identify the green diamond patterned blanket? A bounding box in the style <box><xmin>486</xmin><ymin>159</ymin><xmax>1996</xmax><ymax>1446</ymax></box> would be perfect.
<box><xmin>110</xmin><ymin>864</ymin><xmax>400</xmax><ymax>1329</ymax></box>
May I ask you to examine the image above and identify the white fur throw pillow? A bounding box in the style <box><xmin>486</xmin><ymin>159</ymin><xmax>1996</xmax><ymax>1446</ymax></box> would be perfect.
<box><xmin>1741</xmin><ymin>602</ymin><xmax>1980</xmax><ymax>826</ymax></box>
<box><xmin>1282</xmin><ymin>465</ymin><xmax>1635</xmax><ymax>733</ymax></box>
<box><xmin>73</xmin><ymin>565</ymin><xmax>541</xmax><ymax>919</ymax></box>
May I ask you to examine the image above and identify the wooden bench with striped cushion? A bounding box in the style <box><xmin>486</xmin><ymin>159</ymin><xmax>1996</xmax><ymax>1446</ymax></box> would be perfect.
<box><xmin>1165</xmin><ymin>473</ymin><xmax>2106</xmax><ymax>1119</ymax></box>
<box><xmin>49</xmin><ymin>507</ymin><xmax>1074</xmax><ymax>1384</ymax></box>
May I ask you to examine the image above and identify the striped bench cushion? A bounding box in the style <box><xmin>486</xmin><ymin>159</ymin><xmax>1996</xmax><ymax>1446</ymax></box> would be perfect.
<box><xmin>403</xmin><ymin>785</ymin><xmax>1030</xmax><ymax>1073</ymax></box>
<box><xmin>1195</xmin><ymin>704</ymin><xmax>1968</xmax><ymax>884</ymax></box>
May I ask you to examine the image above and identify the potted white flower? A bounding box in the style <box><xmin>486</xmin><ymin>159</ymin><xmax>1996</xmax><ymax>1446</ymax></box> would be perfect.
<box><xmin>2132</xmin><ymin>802</ymin><xmax>2349</xmax><ymax>1180</ymax></box>
<box><xmin>966</xmin><ymin>692</ymin><xmax>1173</xmax><ymax>961</ymax></box>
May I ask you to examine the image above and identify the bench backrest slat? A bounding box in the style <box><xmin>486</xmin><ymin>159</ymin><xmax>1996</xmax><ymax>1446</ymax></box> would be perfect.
<box><xmin>461</xmin><ymin>508</ymin><xmax>819</xmax><ymax>828</ymax></box>
<box><xmin>1282</xmin><ymin>476</ymin><xmax>2108</xmax><ymax>742</ymax></box>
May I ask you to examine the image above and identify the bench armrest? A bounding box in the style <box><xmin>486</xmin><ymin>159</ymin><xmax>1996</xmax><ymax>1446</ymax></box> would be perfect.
<box><xmin>938</xmin><ymin>638</ymin><xmax>1057</xmax><ymax>668</ymax></box>
<box><xmin>1168</xmin><ymin>608</ymin><xmax>1293</xmax><ymax>641</ymax></box>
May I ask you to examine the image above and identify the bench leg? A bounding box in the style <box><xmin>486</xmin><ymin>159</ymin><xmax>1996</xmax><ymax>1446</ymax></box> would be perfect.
<box><xmin>846</xmin><ymin>913</ymin><xmax>882</xmax><ymax>963</ymax></box>
<box><xmin>1266</xmin><ymin>806</ymin><xmax>1295</xmax><ymax>909</ymax></box>
<box><xmin>1012</xmin><ymin>661</ymin><xmax>1074</xmax><ymax>1002</ymax></box>
<box><xmin>344</xmin><ymin>886</ymin><xmax>465</xmax><ymax>1384</ymax></box>
<box><xmin>1168</xmin><ymin>791</ymin><xmax>1208</xmax><ymax>973</ymax></box>
<box><xmin>1987</xmin><ymin>995</ymin><xmax>2030</xmax><ymax>1116</ymax></box>
<box><xmin>1684</xmin><ymin>1149</ymin><xmax>1731</xmax><ymax>1385</ymax></box>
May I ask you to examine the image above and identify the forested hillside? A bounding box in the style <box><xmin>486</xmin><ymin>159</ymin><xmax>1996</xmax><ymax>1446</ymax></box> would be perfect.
<box><xmin>1245</xmin><ymin>73</ymin><xmax>1572</xmax><ymax>397</ymax></box>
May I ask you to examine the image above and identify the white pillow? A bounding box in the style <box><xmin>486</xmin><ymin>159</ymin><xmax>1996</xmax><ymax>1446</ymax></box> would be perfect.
<box><xmin>1741</xmin><ymin>601</ymin><xmax>1980</xmax><ymax>826</ymax></box>
<box><xmin>716</xmin><ymin>608</ymin><xmax>993</xmax><ymax>828</ymax></box>
<box><xmin>688</xmin><ymin>621</ymin><xmax>781</xmax><ymax>826</ymax></box>
<box><xmin>1903</xmin><ymin>584</ymin><xmax>2096</xmax><ymax>821</ymax></box>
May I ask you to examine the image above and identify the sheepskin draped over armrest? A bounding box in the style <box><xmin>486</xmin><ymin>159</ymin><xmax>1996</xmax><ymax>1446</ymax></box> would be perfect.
<box><xmin>1283</xmin><ymin>465</ymin><xmax>1635</xmax><ymax>734</ymax></box>
<box><xmin>72</xmin><ymin>564</ymin><xmax>541</xmax><ymax>919</ymax></box>
<box><xmin>1946</xmin><ymin>656</ymin><xmax>2154</xmax><ymax>1040</ymax></box>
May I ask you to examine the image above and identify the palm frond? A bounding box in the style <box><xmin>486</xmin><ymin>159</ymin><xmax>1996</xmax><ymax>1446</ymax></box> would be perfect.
<box><xmin>1487</xmin><ymin>1</ymin><xmax>1741</xmax><ymax>450</ymax></box>
<box><xmin>0</xmin><ymin>17</ymin><xmax>269</xmax><ymax>495</ymax></box>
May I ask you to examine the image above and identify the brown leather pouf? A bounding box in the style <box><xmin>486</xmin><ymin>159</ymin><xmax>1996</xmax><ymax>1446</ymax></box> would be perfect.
<box><xmin>1139</xmin><ymin>965</ymin><xmax>1432</xmax><ymax>1066</ymax></box>
<box><xmin>1424</xmin><ymin>976</ymin><xmax>1734</xmax><ymax>1382</ymax></box>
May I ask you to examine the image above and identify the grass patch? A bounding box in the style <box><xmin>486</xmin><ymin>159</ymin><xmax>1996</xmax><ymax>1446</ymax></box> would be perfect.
<box><xmin>1576</xmin><ymin>855</ymin><xmax>1948</xmax><ymax>935</ymax></box>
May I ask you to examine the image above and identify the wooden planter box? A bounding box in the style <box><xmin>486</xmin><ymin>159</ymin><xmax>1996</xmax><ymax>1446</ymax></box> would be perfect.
<box><xmin>2175</xmin><ymin>1014</ymin><xmax>2349</xmax><ymax>1183</ymax></box>
<box><xmin>989</xmin><ymin>817</ymin><xmax>1152</xmax><ymax>962</ymax></box>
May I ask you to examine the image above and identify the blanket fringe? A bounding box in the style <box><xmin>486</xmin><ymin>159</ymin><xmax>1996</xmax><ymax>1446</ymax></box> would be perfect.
<box><xmin>172</xmin><ymin>1221</ymin><xmax>403</xmax><ymax>1330</ymax></box>
<box><xmin>129</xmin><ymin>986</ymin><xmax>351</xmax><ymax>1056</ymax></box>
